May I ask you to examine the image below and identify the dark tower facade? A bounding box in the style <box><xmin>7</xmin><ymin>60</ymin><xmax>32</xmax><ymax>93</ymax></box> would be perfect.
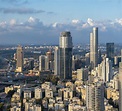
<box><xmin>106</xmin><ymin>43</ymin><xmax>114</xmax><ymax>61</ymax></box>
<box><xmin>59</xmin><ymin>32</ymin><xmax>72</xmax><ymax>80</ymax></box>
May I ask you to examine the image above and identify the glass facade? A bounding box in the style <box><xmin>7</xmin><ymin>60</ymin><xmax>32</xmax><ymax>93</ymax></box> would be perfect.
<box><xmin>59</xmin><ymin>31</ymin><xmax>72</xmax><ymax>80</ymax></box>
<box><xmin>60</xmin><ymin>48</ymin><xmax>72</xmax><ymax>79</ymax></box>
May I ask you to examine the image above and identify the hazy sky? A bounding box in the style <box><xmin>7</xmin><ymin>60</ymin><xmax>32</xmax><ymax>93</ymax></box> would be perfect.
<box><xmin>0</xmin><ymin>0</ymin><xmax>122</xmax><ymax>44</ymax></box>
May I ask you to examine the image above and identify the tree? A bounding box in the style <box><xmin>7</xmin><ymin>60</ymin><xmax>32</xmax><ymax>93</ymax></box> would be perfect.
<box><xmin>0</xmin><ymin>103</ymin><xmax>4</xmax><ymax>110</ymax></box>
<box><xmin>7</xmin><ymin>105</ymin><xmax>11</xmax><ymax>111</ymax></box>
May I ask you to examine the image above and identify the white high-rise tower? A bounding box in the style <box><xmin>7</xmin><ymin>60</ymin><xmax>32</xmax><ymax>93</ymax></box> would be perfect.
<box><xmin>54</xmin><ymin>46</ymin><xmax>60</xmax><ymax>75</ymax></box>
<box><xmin>90</xmin><ymin>27</ymin><xmax>98</xmax><ymax>69</ymax></box>
<box><xmin>101</xmin><ymin>57</ymin><xmax>113</xmax><ymax>82</ymax></box>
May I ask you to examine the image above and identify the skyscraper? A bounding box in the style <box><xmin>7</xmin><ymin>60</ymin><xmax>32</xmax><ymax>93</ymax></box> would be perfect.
<box><xmin>59</xmin><ymin>31</ymin><xmax>72</xmax><ymax>80</ymax></box>
<box><xmin>90</xmin><ymin>27</ymin><xmax>98</xmax><ymax>69</ymax></box>
<box><xmin>86</xmin><ymin>82</ymin><xmax>104</xmax><ymax>111</ymax></box>
<box><xmin>16</xmin><ymin>45</ymin><xmax>24</xmax><ymax>72</ymax></box>
<box><xmin>121</xmin><ymin>49</ymin><xmax>122</xmax><ymax>62</ymax></box>
<box><xmin>39</xmin><ymin>55</ymin><xmax>45</xmax><ymax>71</ymax></box>
<box><xmin>101</xmin><ymin>57</ymin><xmax>113</xmax><ymax>82</ymax></box>
<box><xmin>54</xmin><ymin>46</ymin><xmax>60</xmax><ymax>75</ymax></box>
<box><xmin>119</xmin><ymin>50</ymin><xmax>122</xmax><ymax>111</ymax></box>
<box><xmin>106</xmin><ymin>43</ymin><xmax>114</xmax><ymax>62</ymax></box>
<box><xmin>45</xmin><ymin>51</ymin><xmax>54</xmax><ymax>71</ymax></box>
<box><xmin>98</xmin><ymin>49</ymin><xmax>102</xmax><ymax>64</ymax></box>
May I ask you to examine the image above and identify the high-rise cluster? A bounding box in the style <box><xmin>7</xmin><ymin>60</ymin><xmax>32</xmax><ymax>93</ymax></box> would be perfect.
<box><xmin>39</xmin><ymin>31</ymin><xmax>73</xmax><ymax>80</ymax></box>
<box><xmin>11</xmin><ymin>28</ymin><xmax>121</xmax><ymax>111</ymax></box>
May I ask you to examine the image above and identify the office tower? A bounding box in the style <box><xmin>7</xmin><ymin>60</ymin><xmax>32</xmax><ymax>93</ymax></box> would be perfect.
<box><xmin>113</xmin><ymin>75</ymin><xmax>119</xmax><ymax>91</ymax></box>
<box><xmin>28</xmin><ymin>59</ymin><xmax>34</xmax><ymax>70</ymax></box>
<box><xmin>119</xmin><ymin>55</ymin><xmax>122</xmax><ymax>111</ymax></box>
<box><xmin>119</xmin><ymin>62</ymin><xmax>122</xmax><ymax>111</ymax></box>
<box><xmin>121</xmin><ymin>49</ymin><xmax>122</xmax><ymax>62</ymax></box>
<box><xmin>101</xmin><ymin>58</ymin><xmax>113</xmax><ymax>82</ymax></box>
<box><xmin>46</xmin><ymin>51</ymin><xmax>54</xmax><ymax>62</ymax></box>
<box><xmin>16</xmin><ymin>45</ymin><xmax>24</xmax><ymax>72</ymax></box>
<box><xmin>77</xmin><ymin>68</ymin><xmax>88</xmax><ymax>81</ymax></box>
<box><xmin>59</xmin><ymin>31</ymin><xmax>72</xmax><ymax>80</ymax></box>
<box><xmin>39</xmin><ymin>55</ymin><xmax>45</xmax><ymax>71</ymax></box>
<box><xmin>114</xmin><ymin>56</ymin><xmax>118</xmax><ymax>66</ymax></box>
<box><xmin>54</xmin><ymin>46</ymin><xmax>60</xmax><ymax>75</ymax></box>
<box><xmin>45</xmin><ymin>51</ymin><xmax>54</xmax><ymax>71</ymax></box>
<box><xmin>72</xmin><ymin>55</ymin><xmax>82</xmax><ymax>71</ymax></box>
<box><xmin>72</xmin><ymin>55</ymin><xmax>76</xmax><ymax>71</ymax></box>
<box><xmin>98</xmin><ymin>49</ymin><xmax>102</xmax><ymax>64</ymax></box>
<box><xmin>106</xmin><ymin>43</ymin><xmax>114</xmax><ymax>61</ymax></box>
<box><xmin>90</xmin><ymin>27</ymin><xmax>98</xmax><ymax>69</ymax></box>
<box><xmin>86</xmin><ymin>82</ymin><xmax>104</xmax><ymax>111</ymax></box>
<box><xmin>45</xmin><ymin>56</ymin><xmax>49</xmax><ymax>71</ymax></box>
<box><xmin>85</xmin><ymin>53</ymin><xmax>90</xmax><ymax>66</ymax></box>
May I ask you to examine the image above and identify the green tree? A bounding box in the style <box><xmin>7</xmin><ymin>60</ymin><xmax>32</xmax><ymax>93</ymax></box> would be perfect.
<box><xmin>0</xmin><ymin>103</ymin><xmax>4</xmax><ymax>110</ymax></box>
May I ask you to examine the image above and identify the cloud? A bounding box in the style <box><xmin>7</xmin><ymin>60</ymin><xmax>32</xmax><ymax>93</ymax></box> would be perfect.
<box><xmin>52</xmin><ymin>22</ymin><xmax>58</xmax><ymax>28</ymax></box>
<box><xmin>72</xmin><ymin>19</ymin><xmax>81</xmax><ymax>24</ymax></box>
<box><xmin>0</xmin><ymin>7</ymin><xmax>45</xmax><ymax>14</ymax></box>
<box><xmin>87</xmin><ymin>18</ymin><xmax>95</xmax><ymax>26</ymax></box>
<box><xmin>9</xmin><ymin>19</ymin><xmax>16</xmax><ymax>25</ymax></box>
<box><xmin>0</xmin><ymin>17</ymin><xmax>122</xmax><ymax>44</ymax></box>
<box><xmin>116</xmin><ymin>19</ymin><xmax>122</xmax><ymax>25</ymax></box>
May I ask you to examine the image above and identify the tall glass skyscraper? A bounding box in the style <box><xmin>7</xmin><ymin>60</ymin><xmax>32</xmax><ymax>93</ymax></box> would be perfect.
<box><xmin>90</xmin><ymin>27</ymin><xmax>98</xmax><ymax>69</ymax></box>
<box><xmin>59</xmin><ymin>31</ymin><xmax>72</xmax><ymax>80</ymax></box>
<box><xmin>106</xmin><ymin>43</ymin><xmax>114</xmax><ymax>61</ymax></box>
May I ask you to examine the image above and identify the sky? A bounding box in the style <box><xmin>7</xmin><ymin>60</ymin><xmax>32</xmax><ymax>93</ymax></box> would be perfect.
<box><xmin>0</xmin><ymin>0</ymin><xmax>122</xmax><ymax>45</ymax></box>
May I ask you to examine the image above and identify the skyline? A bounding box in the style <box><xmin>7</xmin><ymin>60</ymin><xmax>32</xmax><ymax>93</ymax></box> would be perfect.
<box><xmin>0</xmin><ymin>0</ymin><xmax>122</xmax><ymax>44</ymax></box>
